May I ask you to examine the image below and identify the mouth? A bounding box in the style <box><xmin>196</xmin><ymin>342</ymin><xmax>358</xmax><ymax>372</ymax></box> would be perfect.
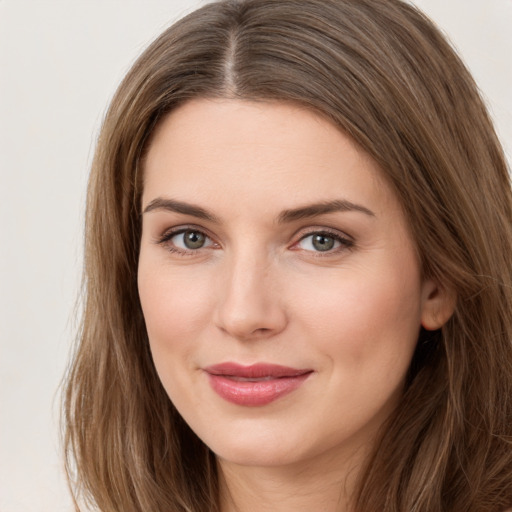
<box><xmin>203</xmin><ymin>363</ymin><xmax>313</xmax><ymax>406</ymax></box>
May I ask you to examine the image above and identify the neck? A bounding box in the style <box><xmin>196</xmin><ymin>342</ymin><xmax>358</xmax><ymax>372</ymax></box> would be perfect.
<box><xmin>217</xmin><ymin>443</ymin><xmax>367</xmax><ymax>512</ymax></box>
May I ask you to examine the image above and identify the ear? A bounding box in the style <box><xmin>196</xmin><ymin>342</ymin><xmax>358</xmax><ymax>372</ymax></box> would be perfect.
<box><xmin>420</xmin><ymin>280</ymin><xmax>457</xmax><ymax>331</ymax></box>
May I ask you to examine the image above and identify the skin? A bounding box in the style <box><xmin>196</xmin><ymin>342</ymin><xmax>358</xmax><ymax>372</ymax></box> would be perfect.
<box><xmin>138</xmin><ymin>99</ymin><xmax>454</xmax><ymax>511</ymax></box>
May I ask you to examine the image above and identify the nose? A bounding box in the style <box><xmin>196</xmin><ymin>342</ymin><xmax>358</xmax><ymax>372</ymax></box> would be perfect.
<box><xmin>213</xmin><ymin>252</ymin><xmax>288</xmax><ymax>341</ymax></box>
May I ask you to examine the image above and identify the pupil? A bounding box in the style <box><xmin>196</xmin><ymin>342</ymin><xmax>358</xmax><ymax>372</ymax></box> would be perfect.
<box><xmin>312</xmin><ymin>234</ymin><xmax>334</xmax><ymax>251</ymax></box>
<box><xmin>184</xmin><ymin>230</ymin><xmax>205</xmax><ymax>249</ymax></box>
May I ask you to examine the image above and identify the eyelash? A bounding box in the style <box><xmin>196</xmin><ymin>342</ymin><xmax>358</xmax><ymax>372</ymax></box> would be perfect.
<box><xmin>155</xmin><ymin>226</ymin><xmax>354</xmax><ymax>256</ymax></box>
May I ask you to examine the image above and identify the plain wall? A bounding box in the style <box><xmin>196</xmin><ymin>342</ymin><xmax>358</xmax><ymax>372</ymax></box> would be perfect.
<box><xmin>0</xmin><ymin>1</ymin><xmax>510</xmax><ymax>511</ymax></box>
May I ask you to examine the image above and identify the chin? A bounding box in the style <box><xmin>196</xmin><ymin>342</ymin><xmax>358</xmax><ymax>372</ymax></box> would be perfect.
<box><xmin>198</xmin><ymin>421</ymin><xmax>306</xmax><ymax>468</ymax></box>
<box><xmin>215</xmin><ymin>442</ymin><xmax>302</xmax><ymax>468</ymax></box>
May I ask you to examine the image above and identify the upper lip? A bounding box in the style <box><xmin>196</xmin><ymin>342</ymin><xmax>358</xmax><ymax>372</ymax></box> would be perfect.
<box><xmin>204</xmin><ymin>362</ymin><xmax>312</xmax><ymax>379</ymax></box>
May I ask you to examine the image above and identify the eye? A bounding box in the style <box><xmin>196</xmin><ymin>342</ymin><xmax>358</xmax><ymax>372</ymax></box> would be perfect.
<box><xmin>158</xmin><ymin>228</ymin><xmax>216</xmax><ymax>253</ymax></box>
<box><xmin>295</xmin><ymin>231</ymin><xmax>352</xmax><ymax>253</ymax></box>
<box><xmin>176</xmin><ymin>230</ymin><xmax>209</xmax><ymax>250</ymax></box>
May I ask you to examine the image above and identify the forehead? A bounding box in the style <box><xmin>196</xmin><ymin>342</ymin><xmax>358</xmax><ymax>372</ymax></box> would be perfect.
<box><xmin>142</xmin><ymin>98</ymin><xmax>394</xmax><ymax>217</ymax></box>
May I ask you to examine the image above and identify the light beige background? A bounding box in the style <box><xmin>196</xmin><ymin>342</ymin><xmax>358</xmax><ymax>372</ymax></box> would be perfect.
<box><xmin>0</xmin><ymin>1</ymin><xmax>510</xmax><ymax>510</ymax></box>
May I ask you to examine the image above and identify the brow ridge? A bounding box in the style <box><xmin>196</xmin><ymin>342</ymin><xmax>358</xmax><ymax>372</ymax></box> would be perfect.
<box><xmin>142</xmin><ymin>197</ymin><xmax>374</xmax><ymax>223</ymax></box>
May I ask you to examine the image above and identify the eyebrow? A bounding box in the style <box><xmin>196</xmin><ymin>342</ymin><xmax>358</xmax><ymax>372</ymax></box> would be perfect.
<box><xmin>142</xmin><ymin>198</ymin><xmax>220</xmax><ymax>222</ymax></box>
<box><xmin>277</xmin><ymin>199</ymin><xmax>375</xmax><ymax>223</ymax></box>
<box><xmin>142</xmin><ymin>197</ymin><xmax>375</xmax><ymax>223</ymax></box>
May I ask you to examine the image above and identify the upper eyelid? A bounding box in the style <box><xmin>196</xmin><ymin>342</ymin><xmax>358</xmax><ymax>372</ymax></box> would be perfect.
<box><xmin>157</xmin><ymin>224</ymin><xmax>215</xmax><ymax>242</ymax></box>
<box><xmin>292</xmin><ymin>225</ymin><xmax>354</xmax><ymax>243</ymax></box>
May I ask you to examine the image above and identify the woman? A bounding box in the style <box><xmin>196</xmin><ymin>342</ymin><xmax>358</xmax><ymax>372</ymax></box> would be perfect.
<box><xmin>63</xmin><ymin>0</ymin><xmax>512</xmax><ymax>510</ymax></box>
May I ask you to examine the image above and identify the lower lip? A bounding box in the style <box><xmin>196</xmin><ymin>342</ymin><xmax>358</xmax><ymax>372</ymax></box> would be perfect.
<box><xmin>206</xmin><ymin>373</ymin><xmax>311</xmax><ymax>406</ymax></box>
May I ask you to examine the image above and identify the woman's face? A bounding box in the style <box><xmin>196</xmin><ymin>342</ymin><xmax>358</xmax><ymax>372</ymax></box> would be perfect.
<box><xmin>138</xmin><ymin>99</ymin><xmax>446</xmax><ymax>469</ymax></box>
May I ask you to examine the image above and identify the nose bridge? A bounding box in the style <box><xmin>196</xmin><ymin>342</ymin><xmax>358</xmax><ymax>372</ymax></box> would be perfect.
<box><xmin>215</xmin><ymin>243</ymin><xmax>286</xmax><ymax>339</ymax></box>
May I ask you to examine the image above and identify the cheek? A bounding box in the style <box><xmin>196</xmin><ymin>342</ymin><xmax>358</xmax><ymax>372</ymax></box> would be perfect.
<box><xmin>288</xmin><ymin>263</ymin><xmax>423</xmax><ymax>369</ymax></box>
<box><xmin>137</xmin><ymin>262</ymin><xmax>215</xmax><ymax>359</ymax></box>
<box><xmin>137</xmin><ymin>261</ymin><xmax>219</xmax><ymax>417</ymax></box>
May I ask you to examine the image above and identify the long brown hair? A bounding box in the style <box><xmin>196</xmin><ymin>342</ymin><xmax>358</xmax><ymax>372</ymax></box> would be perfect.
<box><xmin>63</xmin><ymin>0</ymin><xmax>512</xmax><ymax>510</ymax></box>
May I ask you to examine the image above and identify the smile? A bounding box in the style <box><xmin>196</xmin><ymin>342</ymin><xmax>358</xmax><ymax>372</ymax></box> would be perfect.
<box><xmin>203</xmin><ymin>363</ymin><xmax>313</xmax><ymax>406</ymax></box>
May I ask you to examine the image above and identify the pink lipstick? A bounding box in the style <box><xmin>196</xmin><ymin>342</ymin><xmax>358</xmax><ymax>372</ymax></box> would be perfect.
<box><xmin>204</xmin><ymin>363</ymin><xmax>312</xmax><ymax>406</ymax></box>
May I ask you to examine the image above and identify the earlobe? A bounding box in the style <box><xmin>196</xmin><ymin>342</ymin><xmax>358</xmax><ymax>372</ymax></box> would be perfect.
<box><xmin>420</xmin><ymin>280</ymin><xmax>457</xmax><ymax>331</ymax></box>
